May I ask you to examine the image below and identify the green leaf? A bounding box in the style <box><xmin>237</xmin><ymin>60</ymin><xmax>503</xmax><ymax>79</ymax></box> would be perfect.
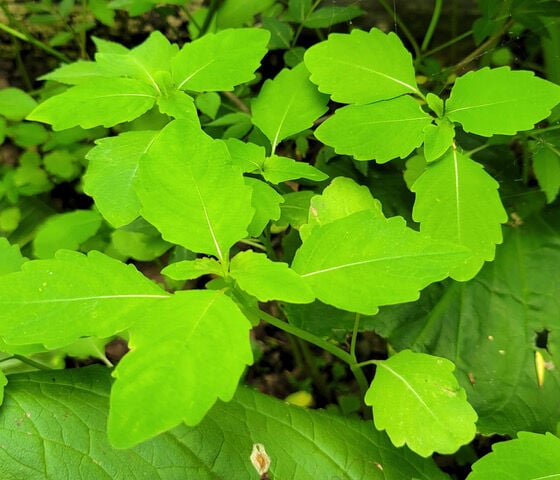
<box><xmin>0</xmin><ymin>250</ymin><xmax>168</xmax><ymax>347</ymax></box>
<box><xmin>84</xmin><ymin>131</ymin><xmax>159</xmax><ymax>227</ymax></box>
<box><xmin>467</xmin><ymin>432</ymin><xmax>560</xmax><ymax>479</ymax></box>
<box><xmin>261</xmin><ymin>16</ymin><xmax>293</xmax><ymax>50</ymax></box>
<box><xmin>161</xmin><ymin>257</ymin><xmax>223</xmax><ymax>281</ymax></box>
<box><xmin>0</xmin><ymin>367</ymin><xmax>448</xmax><ymax>479</ymax></box>
<box><xmin>445</xmin><ymin>67</ymin><xmax>560</xmax><ymax>136</ymax></box>
<box><xmin>224</xmin><ymin>138</ymin><xmax>266</xmax><ymax>173</ymax></box>
<box><xmin>261</xmin><ymin>154</ymin><xmax>327</xmax><ymax>183</ymax></box>
<box><xmin>423</xmin><ymin>118</ymin><xmax>455</xmax><ymax>162</ymax></box>
<box><xmin>292</xmin><ymin>211</ymin><xmax>468</xmax><ymax>314</ymax></box>
<box><xmin>245</xmin><ymin>177</ymin><xmax>283</xmax><ymax>237</ymax></box>
<box><xmin>275</xmin><ymin>190</ymin><xmax>315</xmax><ymax>229</ymax></box>
<box><xmin>171</xmin><ymin>28</ymin><xmax>269</xmax><ymax>92</ymax></box>
<box><xmin>229</xmin><ymin>250</ymin><xmax>314</xmax><ymax>303</ymax></box>
<box><xmin>27</xmin><ymin>78</ymin><xmax>157</xmax><ymax>130</ymax></box>
<box><xmin>136</xmin><ymin>120</ymin><xmax>253</xmax><ymax>260</ymax></box>
<box><xmin>156</xmin><ymin>90</ymin><xmax>199</xmax><ymax>120</ymax></box>
<box><xmin>252</xmin><ymin>62</ymin><xmax>329</xmax><ymax>151</ymax></box>
<box><xmin>111</xmin><ymin>230</ymin><xmax>171</xmax><ymax>261</ymax></box>
<box><xmin>288</xmin><ymin>0</ymin><xmax>311</xmax><ymax>22</ymax></box>
<box><xmin>365</xmin><ymin>350</ymin><xmax>478</xmax><ymax>457</ymax></box>
<box><xmin>0</xmin><ymin>369</ymin><xmax>5</xmax><ymax>404</ymax></box>
<box><xmin>533</xmin><ymin>139</ymin><xmax>560</xmax><ymax>203</ymax></box>
<box><xmin>315</xmin><ymin>95</ymin><xmax>433</xmax><ymax>162</ymax></box>
<box><xmin>215</xmin><ymin>0</ymin><xmax>276</xmax><ymax>28</ymax></box>
<box><xmin>300</xmin><ymin>176</ymin><xmax>384</xmax><ymax>241</ymax></box>
<box><xmin>195</xmin><ymin>91</ymin><xmax>221</xmax><ymax>119</ymax></box>
<box><xmin>375</xmin><ymin>208</ymin><xmax>560</xmax><ymax>436</ymax></box>
<box><xmin>108</xmin><ymin>290</ymin><xmax>252</xmax><ymax>448</ymax></box>
<box><xmin>0</xmin><ymin>88</ymin><xmax>38</xmax><ymax>121</ymax></box>
<box><xmin>0</xmin><ymin>238</ymin><xmax>26</xmax><ymax>276</ymax></box>
<box><xmin>33</xmin><ymin>210</ymin><xmax>103</xmax><ymax>259</ymax></box>
<box><xmin>304</xmin><ymin>28</ymin><xmax>419</xmax><ymax>104</ymax></box>
<box><xmin>411</xmin><ymin>149</ymin><xmax>508</xmax><ymax>281</ymax></box>
<box><xmin>302</xmin><ymin>5</ymin><xmax>365</xmax><ymax>28</ymax></box>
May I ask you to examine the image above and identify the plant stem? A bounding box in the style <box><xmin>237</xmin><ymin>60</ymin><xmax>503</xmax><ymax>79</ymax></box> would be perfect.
<box><xmin>376</xmin><ymin>0</ymin><xmax>421</xmax><ymax>58</ymax></box>
<box><xmin>421</xmin><ymin>0</ymin><xmax>442</xmax><ymax>52</ymax></box>
<box><xmin>422</xmin><ymin>29</ymin><xmax>472</xmax><ymax>58</ymax></box>
<box><xmin>199</xmin><ymin>0</ymin><xmax>224</xmax><ymax>37</ymax></box>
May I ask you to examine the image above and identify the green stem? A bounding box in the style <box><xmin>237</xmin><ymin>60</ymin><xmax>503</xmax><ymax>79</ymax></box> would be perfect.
<box><xmin>421</xmin><ymin>0</ymin><xmax>442</xmax><ymax>52</ymax></box>
<box><xmin>377</xmin><ymin>0</ymin><xmax>421</xmax><ymax>58</ymax></box>
<box><xmin>199</xmin><ymin>0</ymin><xmax>224</xmax><ymax>37</ymax></box>
<box><xmin>422</xmin><ymin>29</ymin><xmax>472</xmax><ymax>58</ymax></box>
<box><xmin>350</xmin><ymin>313</ymin><xmax>360</xmax><ymax>359</ymax></box>
<box><xmin>296</xmin><ymin>338</ymin><xmax>331</xmax><ymax>401</ymax></box>
<box><xmin>0</xmin><ymin>22</ymin><xmax>70</xmax><ymax>64</ymax></box>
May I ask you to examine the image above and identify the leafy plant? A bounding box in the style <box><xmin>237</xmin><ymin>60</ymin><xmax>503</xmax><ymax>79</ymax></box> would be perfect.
<box><xmin>1</xmin><ymin>0</ymin><xmax>560</xmax><ymax>477</ymax></box>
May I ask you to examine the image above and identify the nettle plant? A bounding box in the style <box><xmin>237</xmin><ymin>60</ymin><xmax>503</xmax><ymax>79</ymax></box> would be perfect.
<box><xmin>1</xmin><ymin>16</ymin><xmax>560</xmax><ymax>479</ymax></box>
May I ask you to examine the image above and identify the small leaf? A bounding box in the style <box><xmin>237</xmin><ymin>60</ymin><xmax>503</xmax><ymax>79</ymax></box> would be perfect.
<box><xmin>411</xmin><ymin>149</ymin><xmax>508</xmax><ymax>281</ymax></box>
<box><xmin>304</xmin><ymin>28</ymin><xmax>419</xmax><ymax>104</ymax></box>
<box><xmin>195</xmin><ymin>91</ymin><xmax>221</xmax><ymax>119</ymax></box>
<box><xmin>0</xmin><ymin>88</ymin><xmax>37</xmax><ymax>121</ymax></box>
<box><xmin>261</xmin><ymin>154</ymin><xmax>328</xmax><ymax>183</ymax></box>
<box><xmin>216</xmin><ymin>0</ymin><xmax>276</xmax><ymax>28</ymax></box>
<box><xmin>365</xmin><ymin>350</ymin><xmax>478</xmax><ymax>457</ymax></box>
<box><xmin>445</xmin><ymin>67</ymin><xmax>560</xmax><ymax>136</ymax></box>
<box><xmin>262</xmin><ymin>16</ymin><xmax>294</xmax><ymax>50</ymax></box>
<box><xmin>302</xmin><ymin>5</ymin><xmax>365</xmax><ymax>28</ymax></box>
<box><xmin>532</xmin><ymin>139</ymin><xmax>560</xmax><ymax>203</ymax></box>
<box><xmin>315</xmin><ymin>95</ymin><xmax>432</xmax><ymax>162</ymax></box>
<box><xmin>162</xmin><ymin>257</ymin><xmax>223</xmax><ymax>281</ymax></box>
<box><xmin>292</xmin><ymin>211</ymin><xmax>468</xmax><ymax>314</ymax></box>
<box><xmin>230</xmin><ymin>250</ymin><xmax>314</xmax><ymax>303</ymax></box>
<box><xmin>108</xmin><ymin>290</ymin><xmax>252</xmax><ymax>448</ymax></box>
<box><xmin>136</xmin><ymin>120</ymin><xmax>253</xmax><ymax>260</ymax></box>
<box><xmin>252</xmin><ymin>62</ymin><xmax>329</xmax><ymax>151</ymax></box>
<box><xmin>84</xmin><ymin>130</ymin><xmax>159</xmax><ymax>227</ymax></box>
<box><xmin>275</xmin><ymin>191</ymin><xmax>315</xmax><ymax>229</ymax></box>
<box><xmin>111</xmin><ymin>230</ymin><xmax>171</xmax><ymax>261</ymax></box>
<box><xmin>0</xmin><ymin>250</ymin><xmax>168</xmax><ymax>347</ymax></box>
<box><xmin>33</xmin><ymin>210</ymin><xmax>103</xmax><ymax>259</ymax></box>
<box><xmin>172</xmin><ymin>28</ymin><xmax>269</xmax><ymax>92</ymax></box>
<box><xmin>423</xmin><ymin>118</ymin><xmax>455</xmax><ymax>162</ymax></box>
<box><xmin>245</xmin><ymin>177</ymin><xmax>283</xmax><ymax>237</ymax></box>
<box><xmin>156</xmin><ymin>90</ymin><xmax>199</xmax><ymax>120</ymax></box>
<box><xmin>27</xmin><ymin>78</ymin><xmax>157</xmax><ymax>130</ymax></box>
<box><xmin>467</xmin><ymin>432</ymin><xmax>560</xmax><ymax>479</ymax></box>
<box><xmin>288</xmin><ymin>0</ymin><xmax>311</xmax><ymax>22</ymax></box>
<box><xmin>0</xmin><ymin>238</ymin><xmax>26</xmax><ymax>276</ymax></box>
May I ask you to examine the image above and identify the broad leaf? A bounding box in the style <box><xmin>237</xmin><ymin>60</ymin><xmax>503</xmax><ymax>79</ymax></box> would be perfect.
<box><xmin>135</xmin><ymin>120</ymin><xmax>253</xmax><ymax>260</ymax></box>
<box><xmin>111</xmin><ymin>230</ymin><xmax>171</xmax><ymax>261</ymax></box>
<box><xmin>445</xmin><ymin>67</ymin><xmax>560</xmax><ymax>136</ymax></box>
<box><xmin>315</xmin><ymin>95</ymin><xmax>433</xmax><ymax>162</ymax></box>
<box><xmin>261</xmin><ymin>154</ymin><xmax>327</xmax><ymax>183</ymax></box>
<box><xmin>33</xmin><ymin>210</ymin><xmax>102</xmax><ymax>258</ymax></box>
<box><xmin>0</xmin><ymin>250</ymin><xmax>168</xmax><ymax>348</ymax></box>
<box><xmin>229</xmin><ymin>250</ymin><xmax>314</xmax><ymax>303</ymax></box>
<box><xmin>532</xmin><ymin>138</ymin><xmax>560</xmax><ymax>203</ymax></box>
<box><xmin>304</xmin><ymin>27</ymin><xmax>419</xmax><ymax>104</ymax></box>
<box><xmin>251</xmin><ymin>62</ymin><xmax>329</xmax><ymax>151</ymax></box>
<box><xmin>171</xmin><ymin>28</ymin><xmax>269</xmax><ymax>92</ymax></box>
<box><xmin>84</xmin><ymin>131</ymin><xmax>159</xmax><ymax>227</ymax></box>
<box><xmin>412</xmin><ymin>149</ymin><xmax>508</xmax><ymax>281</ymax></box>
<box><xmin>26</xmin><ymin>78</ymin><xmax>157</xmax><ymax>130</ymax></box>
<box><xmin>0</xmin><ymin>238</ymin><xmax>26</xmax><ymax>276</ymax></box>
<box><xmin>467</xmin><ymin>432</ymin><xmax>560</xmax><ymax>479</ymax></box>
<box><xmin>374</xmin><ymin>208</ymin><xmax>560</xmax><ymax>436</ymax></box>
<box><xmin>292</xmin><ymin>210</ymin><xmax>468</xmax><ymax>314</ymax></box>
<box><xmin>108</xmin><ymin>290</ymin><xmax>252</xmax><ymax>448</ymax></box>
<box><xmin>0</xmin><ymin>367</ymin><xmax>449</xmax><ymax>479</ymax></box>
<box><xmin>162</xmin><ymin>257</ymin><xmax>223</xmax><ymax>281</ymax></box>
<box><xmin>365</xmin><ymin>350</ymin><xmax>477</xmax><ymax>457</ymax></box>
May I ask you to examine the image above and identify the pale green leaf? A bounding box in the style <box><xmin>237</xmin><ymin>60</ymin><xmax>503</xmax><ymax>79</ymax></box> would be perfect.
<box><xmin>195</xmin><ymin>91</ymin><xmax>221</xmax><ymax>118</ymax></box>
<box><xmin>161</xmin><ymin>257</ymin><xmax>223</xmax><ymax>281</ymax></box>
<box><xmin>230</xmin><ymin>250</ymin><xmax>314</xmax><ymax>303</ymax></box>
<box><xmin>92</xmin><ymin>36</ymin><xmax>129</xmax><ymax>54</ymax></box>
<box><xmin>292</xmin><ymin>211</ymin><xmax>468</xmax><ymax>314</ymax></box>
<box><xmin>315</xmin><ymin>95</ymin><xmax>433</xmax><ymax>162</ymax></box>
<box><xmin>412</xmin><ymin>149</ymin><xmax>508</xmax><ymax>281</ymax></box>
<box><xmin>33</xmin><ymin>210</ymin><xmax>102</xmax><ymax>259</ymax></box>
<box><xmin>533</xmin><ymin>140</ymin><xmax>560</xmax><ymax>203</ymax></box>
<box><xmin>39</xmin><ymin>61</ymin><xmax>102</xmax><ymax>85</ymax></box>
<box><xmin>445</xmin><ymin>67</ymin><xmax>560</xmax><ymax>136</ymax></box>
<box><xmin>111</xmin><ymin>230</ymin><xmax>171</xmax><ymax>261</ymax></box>
<box><xmin>136</xmin><ymin>120</ymin><xmax>253</xmax><ymax>259</ymax></box>
<box><xmin>0</xmin><ymin>238</ymin><xmax>26</xmax><ymax>276</ymax></box>
<box><xmin>171</xmin><ymin>28</ymin><xmax>269</xmax><ymax>92</ymax></box>
<box><xmin>108</xmin><ymin>290</ymin><xmax>252</xmax><ymax>448</ymax></box>
<box><xmin>423</xmin><ymin>118</ymin><xmax>455</xmax><ymax>162</ymax></box>
<box><xmin>156</xmin><ymin>90</ymin><xmax>199</xmax><ymax>120</ymax></box>
<box><xmin>252</xmin><ymin>62</ymin><xmax>329</xmax><ymax>151</ymax></box>
<box><xmin>375</xmin><ymin>209</ymin><xmax>560</xmax><ymax>436</ymax></box>
<box><xmin>261</xmin><ymin>154</ymin><xmax>328</xmax><ymax>183</ymax></box>
<box><xmin>0</xmin><ymin>88</ymin><xmax>37</xmax><ymax>121</ymax></box>
<box><xmin>365</xmin><ymin>350</ymin><xmax>478</xmax><ymax>457</ymax></box>
<box><xmin>84</xmin><ymin>131</ymin><xmax>159</xmax><ymax>227</ymax></box>
<box><xmin>0</xmin><ymin>250</ymin><xmax>168</xmax><ymax>348</ymax></box>
<box><xmin>224</xmin><ymin>138</ymin><xmax>266</xmax><ymax>173</ymax></box>
<box><xmin>0</xmin><ymin>367</ymin><xmax>448</xmax><ymax>479</ymax></box>
<box><xmin>26</xmin><ymin>78</ymin><xmax>157</xmax><ymax>130</ymax></box>
<box><xmin>245</xmin><ymin>177</ymin><xmax>283</xmax><ymax>237</ymax></box>
<box><xmin>302</xmin><ymin>5</ymin><xmax>365</xmax><ymax>28</ymax></box>
<box><xmin>304</xmin><ymin>28</ymin><xmax>419</xmax><ymax>104</ymax></box>
<box><xmin>467</xmin><ymin>432</ymin><xmax>560</xmax><ymax>479</ymax></box>
<box><xmin>300</xmin><ymin>176</ymin><xmax>384</xmax><ymax>241</ymax></box>
<box><xmin>275</xmin><ymin>190</ymin><xmax>314</xmax><ymax>229</ymax></box>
